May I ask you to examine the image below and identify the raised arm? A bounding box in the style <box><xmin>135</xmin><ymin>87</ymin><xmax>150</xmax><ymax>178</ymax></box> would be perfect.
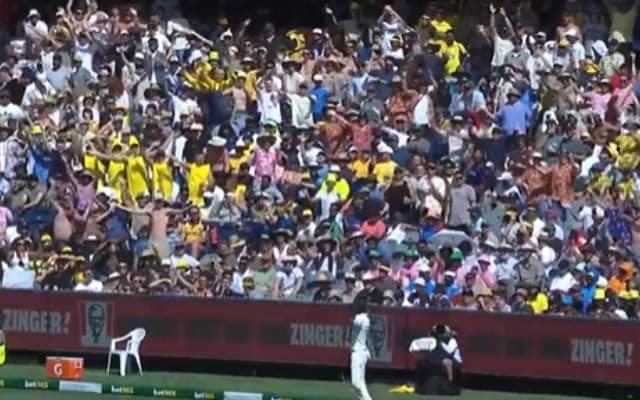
<box><xmin>168</xmin><ymin>154</ymin><xmax>189</xmax><ymax>169</ymax></box>
<box><xmin>63</xmin><ymin>157</ymin><xmax>81</xmax><ymax>189</ymax></box>
<box><xmin>324</xmin><ymin>6</ymin><xmax>339</xmax><ymax>26</ymax></box>
<box><xmin>87</xmin><ymin>148</ymin><xmax>127</xmax><ymax>163</ymax></box>
<box><xmin>176</xmin><ymin>270</ymin><xmax>197</xmax><ymax>292</ymax></box>
<box><xmin>489</xmin><ymin>3</ymin><xmax>497</xmax><ymax>37</ymax></box>
<box><xmin>114</xmin><ymin>203</ymin><xmax>152</xmax><ymax>215</ymax></box>
<box><xmin>499</xmin><ymin>7</ymin><xmax>516</xmax><ymax>39</ymax></box>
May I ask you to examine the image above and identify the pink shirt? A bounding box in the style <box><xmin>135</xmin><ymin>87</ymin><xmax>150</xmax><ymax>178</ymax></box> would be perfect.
<box><xmin>478</xmin><ymin>268</ymin><xmax>496</xmax><ymax>288</ymax></box>
<box><xmin>393</xmin><ymin>263</ymin><xmax>420</xmax><ymax>288</ymax></box>
<box><xmin>614</xmin><ymin>86</ymin><xmax>636</xmax><ymax>110</ymax></box>
<box><xmin>252</xmin><ymin>147</ymin><xmax>277</xmax><ymax>178</ymax></box>
<box><xmin>584</xmin><ymin>92</ymin><xmax>612</xmax><ymax>116</ymax></box>
<box><xmin>360</xmin><ymin>220</ymin><xmax>386</xmax><ymax>239</ymax></box>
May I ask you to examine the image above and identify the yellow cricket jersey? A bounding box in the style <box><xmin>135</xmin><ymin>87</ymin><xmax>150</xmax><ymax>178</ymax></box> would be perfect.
<box><xmin>350</xmin><ymin>159</ymin><xmax>371</xmax><ymax>179</ymax></box>
<box><xmin>437</xmin><ymin>40</ymin><xmax>467</xmax><ymax>75</ymax></box>
<box><xmin>373</xmin><ymin>160</ymin><xmax>397</xmax><ymax>184</ymax></box>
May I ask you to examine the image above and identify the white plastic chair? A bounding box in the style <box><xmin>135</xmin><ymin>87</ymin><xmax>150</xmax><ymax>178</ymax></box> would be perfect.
<box><xmin>106</xmin><ymin>328</ymin><xmax>146</xmax><ymax>376</ymax></box>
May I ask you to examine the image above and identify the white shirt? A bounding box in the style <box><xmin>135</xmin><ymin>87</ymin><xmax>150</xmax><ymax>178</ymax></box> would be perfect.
<box><xmin>22</xmin><ymin>81</ymin><xmax>55</xmax><ymax>108</ymax></box>
<box><xmin>614</xmin><ymin>309</ymin><xmax>629</xmax><ymax>320</ymax></box>
<box><xmin>351</xmin><ymin>312</ymin><xmax>370</xmax><ymax>353</ymax></box>
<box><xmin>570</xmin><ymin>42</ymin><xmax>586</xmax><ymax>69</ymax></box>
<box><xmin>382</xmin><ymin>126</ymin><xmax>409</xmax><ymax>147</ymax></box>
<box><xmin>257</xmin><ymin>88</ymin><xmax>282</xmax><ymax>125</ymax></box>
<box><xmin>0</xmin><ymin>103</ymin><xmax>24</xmax><ymax>120</ymax></box>
<box><xmin>386</xmin><ymin>223</ymin><xmax>407</xmax><ymax>243</ymax></box>
<box><xmin>315</xmin><ymin>190</ymin><xmax>340</xmax><ymax>221</ymax></box>
<box><xmin>75</xmin><ymin>42</ymin><xmax>96</xmax><ymax>77</ymax></box>
<box><xmin>74</xmin><ymin>279</ymin><xmax>104</xmax><ymax>292</ymax></box>
<box><xmin>169</xmin><ymin>253</ymin><xmax>199</xmax><ymax>269</ymax></box>
<box><xmin>231</xmin><ymin>269</ymin><xmax>253</xmax><ymax>295</ymax></box>
<box><xmin>142</xmin><ymin>32</ymin><xmax>172</xmax><ymax>54</ymax></box>
<box><xmin>282</xmin><ymin>72</ymin><xmax>304</xmax><ymax>94</ymax></box>
<box><xmin>528</xmin><ymin>52</ymin><xmax>553</xmax><ymax>90</ymax></box>
<box><xmin>580</xmin><ymin>144</ymin><xmax>602</xmax><ymax>178</ymax></box>
<box><xmin>550</xmin><ymin>271</ymin><xmax>577</xmax><ymax>292</ymax></box>
<box><xmin>173</xmin><ymin>135</ymin><xmax>187</xmax><ymax>161</ymax></box>
<box><xmin>419</xmin><ymin>175</ymin><xmax>446</xmax><ymax>217</ymax></box>
<box><xmin>295</xmin><ymin>221</ymin><xmax>317</xmax><ymax>242</ymax></box>
<box><xmin>275</xmin><ymin>267</ymin><xmax>304</xmax><ymax>297</ymax></box>
<box><xmin>288</xmin><ymin>94</ymin><xmax>314</xmax><ymax>129</ymax></box>
<box><xmin>491</xmin><ymin>35</ymin><xmax>515</xmax><ymax>67</ymax></box>
<box><xmin>494</xmin><ymin>256</ymin><xmax>517</xmax><ymax>281</ymax></box>
<box><xmin>413</xmin><ymin>94</ymin><xmax>433</xmax><ymax>126</ymax></box>
<box><xmin>532</xmin><ymin>218</ymin><xmax>564</xmax><ymax>244</ymax></box>
<box><xmin>381</xmin><ymin>20</ymin><xmax>400</xmax><ymax>55</ymax></box>
<box><xmin>171</xmin><ymin>95</ymin><xmax>201</xmax><ymax>123</ymax></box>
<box><xmin>386</xmin><ymin>47</ymin><xmax>405</xmax><ymax>61</ymax></box>
<box><xmin>540</xmin><ymin>245</ymin><xmax>557</xmax><ymax>268</ymax></box>
<box><xmin>440</xmin><ymin>338</ymin><xmax>463</xmax><ymax>363</ymax></box>
<box><xmin>23</xmin><ymin>20</ymin><xmax>48</xmax><ymax>42</ymax></box>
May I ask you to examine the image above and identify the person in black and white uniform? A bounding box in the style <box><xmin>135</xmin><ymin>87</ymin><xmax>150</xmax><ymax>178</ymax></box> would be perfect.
<box><xmin>411</xmin><ymin>324</ymin><xmax>462</xmax><ymax>395</ymax></box>
<box><xmin>350</xmin><ymin>296</ymin><xmax>373</xmax><ymax>400</ymax></box>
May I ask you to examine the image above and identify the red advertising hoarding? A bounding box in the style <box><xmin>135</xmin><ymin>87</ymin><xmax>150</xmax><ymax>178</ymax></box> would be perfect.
<box><xmin>0</xmin><ymin>290</ymin><xmax>638</xmax><ymax>386</ymax></box>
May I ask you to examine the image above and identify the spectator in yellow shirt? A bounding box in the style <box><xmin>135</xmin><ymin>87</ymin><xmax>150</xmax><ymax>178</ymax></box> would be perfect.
<box><xmin>526</xmin><ymin>288</ymin><xmax>549</xmax><ymax>314</ymax></box>
<box><xmin>350</xmin><ymin>149</ymin><xmax>372</xmax><ymax>180</ymax></box>
<box><xmin>437</xmin><ymin>30</ymin><xmax>468</xmax><ymax>75</ymax></box>
<box><xmin>587</xmin><ymin>164</ymin><xmax>612</xmax><ymax>195</ymax></box>
<box><xmin>373</xmin><ymin>148</ymin><xmax>397</xmax><ymax>184</ymax></box>
<box><xmin>429</xmin><ymin>9</ymin><xmax>453</xmax><ymax>37</ymax></box>
<box><xmin>228</xmin><ymin>140</ymin><xmax>250</xmax><ymax>174</ymax></box>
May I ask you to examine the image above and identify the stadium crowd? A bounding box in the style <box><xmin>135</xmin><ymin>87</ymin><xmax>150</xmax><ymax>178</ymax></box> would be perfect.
<box><xmin>0</xmin><ymin>0</ymin><xmax>640</xmax><ymax>320</ymax></box>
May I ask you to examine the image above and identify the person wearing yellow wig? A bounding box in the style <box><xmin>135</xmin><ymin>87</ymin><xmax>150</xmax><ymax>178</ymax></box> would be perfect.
<box><xmin>616</xmin><ymin>170</ymin><xmax>637</xmax><ymax>201</ymax></box>
<box><xmin>88</xmin><ymin>137</ymin><xmax>153</xmax><ymax>203</ymax></box>
<box><xmin>608</xmin><ymin>129</ymin><xmax>640</xmax><ymax>171</ymax></box>
<box><xmin>150</xmin><ymin>150</ymin><xmax>174</xmax><ymax>200</ymax></box>
<box><xmin>171</xmin><ymin>151</ymin><xmax>213</xmax><ymax>207</ymax></box>
<box><xmin>286</xmin><ymin>29</ymin><xmax>307</xmax><ymax>62</ymax></box>
<box><xmin>182</xmin><ymin>53</ymin><xmax>235</xmax><ymax>92</ymax></box>
<box><xmin>228</xmin><ymin>139</ymin><xmax>250</xmax><ymax>174</ymax></box>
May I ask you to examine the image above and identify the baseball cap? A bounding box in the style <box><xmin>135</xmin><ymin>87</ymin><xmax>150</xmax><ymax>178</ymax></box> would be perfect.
<box><xmin>450</xmin><ymin>248</ymin><xmax>464</xmax><ymax>261</ymax></box>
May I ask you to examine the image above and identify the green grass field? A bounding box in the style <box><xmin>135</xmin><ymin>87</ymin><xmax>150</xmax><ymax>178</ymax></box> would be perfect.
<box><xmin>0</xmin><ymin>364</ymin><xmax>600</xmax><ymax>400</ymax></box>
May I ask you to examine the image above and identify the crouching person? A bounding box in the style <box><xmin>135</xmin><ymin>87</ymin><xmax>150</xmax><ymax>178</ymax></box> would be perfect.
<box><xmin>409</xmin><ymin>324</ymin><xmax>462</xmax><ymax>395</ymax></box>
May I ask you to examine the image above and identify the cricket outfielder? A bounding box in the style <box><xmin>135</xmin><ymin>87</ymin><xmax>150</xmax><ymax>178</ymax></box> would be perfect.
<box><xmin>350</xmin><ymin>297</ymin><xmax>373</xmax><ymax>400</ymax></box>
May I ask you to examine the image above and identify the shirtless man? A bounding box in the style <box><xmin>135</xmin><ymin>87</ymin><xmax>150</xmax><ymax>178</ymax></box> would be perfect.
<box><xmin>117</xmin><ymin>196</ymin><xmax>190</xmax><ymax>258</ymax></box>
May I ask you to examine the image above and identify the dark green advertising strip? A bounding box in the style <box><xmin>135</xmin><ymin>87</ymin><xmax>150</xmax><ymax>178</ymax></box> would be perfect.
<box><xmin>0</xmin><ymin>377</ymin><xmax>59</xmax><ymax>391</ymax></box>
<box><xmin>0</xmin><ymin>377</ymin><xmax>311</xmax><ymax>400</ymax></box>
<box><xmin>104</xmin><ymin>384</ymin><xmax>224</xmax><ymax>399</ymax></box>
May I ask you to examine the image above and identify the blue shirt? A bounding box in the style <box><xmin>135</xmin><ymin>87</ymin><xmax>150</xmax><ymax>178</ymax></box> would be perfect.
<box><xmin>133</xmin><ymin>237</ymin><xmax>150</xmax><ymax>257</ymax></box>
<box><xmin>582</xmin><ymin>284</ymin><xmax>596</xmax><ymax>313</ymax></box>
<box><xmin>406</xmin><ymin>279</ymin><xmax>435</xmax><ymax>295</ymax></box>
<box><xmin>495</xmin><ymin>100</ymin><xmax>530</xmax><ymax>136</ymax></box>
<box><xmin>350</xmin><ymin>74</ymin><xmax>371</xmax><ymax>99</ymax></box>
<box><xmin>309</xmin><ymin>87</ymin><xmax>329</xmax><ymax>118</ymax></box>
<box><xmin>30</xmin><ymin>147</ymin><xmax>51</xmax><ymax>183</ymax></box>
<box><xmin>357</xmin><ymin>47</ymin><xmax>372</xmax><ymax>63</ymax></box>
<box><xmin>448</xmin><ymin>89</ymin><xmax>486</xmax><ymax>116</ymax></box>
<box><xmin>446</xmin><ymin>283</ymin><xmax>461</xmax><ymax>298</ymax></box>
<box><xmin>104</xmin><ymin>209</ymin><xmax>129</xmax><ymax>241</ymax></box>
